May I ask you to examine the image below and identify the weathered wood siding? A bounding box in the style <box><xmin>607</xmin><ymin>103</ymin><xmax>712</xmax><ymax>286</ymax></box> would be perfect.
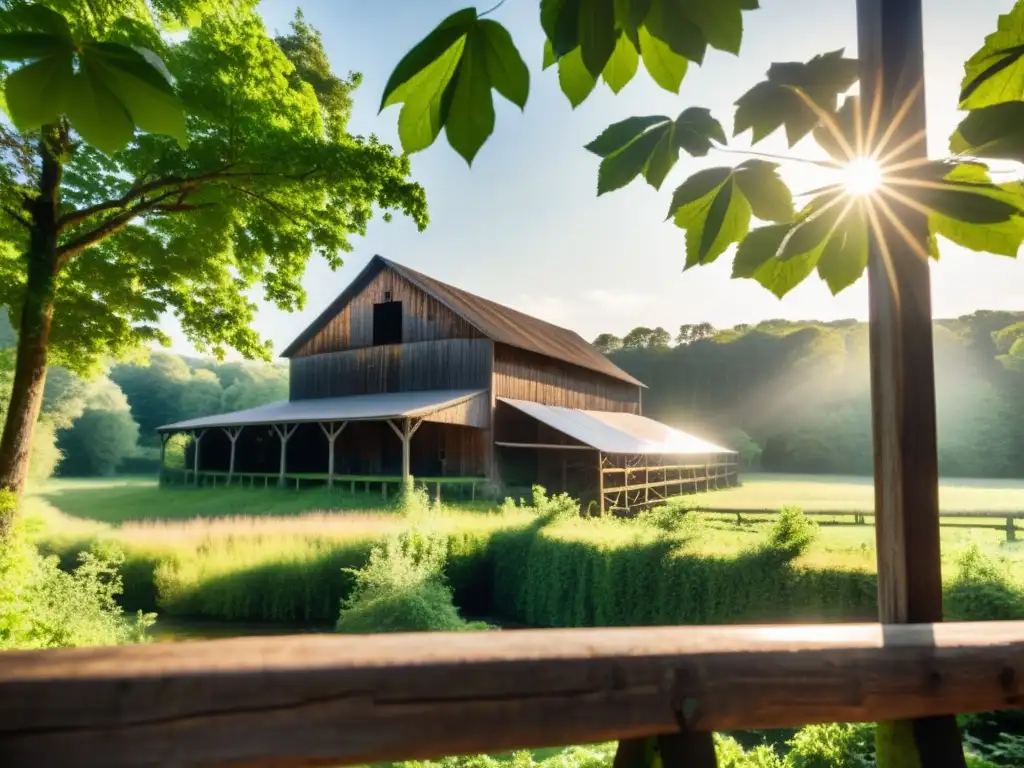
<box><xmin>294</xmin><ymin>268</ymin><xmax>485</xmax><ymax>357</ymax></box>
<box><xmin>424</xmin><ymin>392</ymin><xmax>490</xmax><ymax>428</ymax></box>
<box><xmin>290</xmin><ymin>339</ymin><xmax>493</xmax><ymax>400</ymax></box>
<box><xmin>492</xmin><ymin>344</ymin><xmax>641</xmax><ymax>413</ymax></box>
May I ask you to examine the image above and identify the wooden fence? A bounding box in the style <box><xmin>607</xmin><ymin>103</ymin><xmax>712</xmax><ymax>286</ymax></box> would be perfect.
<box><xmin>700</xmin><ymin>507</ymin><xmax>1024</xmax><ymax>542</ymax></box>
<box><xmin>1</xmin><ymin>621</ymin><xmax>1021</xmax><ymax>767</ymax></box>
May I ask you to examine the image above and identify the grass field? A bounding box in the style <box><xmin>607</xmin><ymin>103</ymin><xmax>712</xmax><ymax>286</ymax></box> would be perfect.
<box><xmin>694</xmin><ymin>473</ymin><xmax>1024</xmax><ymax>512</ymax></box>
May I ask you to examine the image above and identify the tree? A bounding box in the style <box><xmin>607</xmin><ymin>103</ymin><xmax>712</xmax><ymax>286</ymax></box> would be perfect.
<box><xmin>591</xmin><ymin>332</ymin><xmax>623</xmax><ymax>354</ymax></box>
<box><xmin>0</xmin><ymin>2</ymin><xmax>427</xmax><ymax>517</ymax></box>
<box><xmin>380</xmin><ymin>1</ymin><xmax>1024</xmax><ymax>762</ymax></box>
<box><xmin>56</xmin><ymin>378</ymin><xmax>139</xmax><ymax>477</ymax></box>
<box><xmin>621</xmin><ymin>326</ymin><xmax>670</xmax><ymax>349</ymax></box>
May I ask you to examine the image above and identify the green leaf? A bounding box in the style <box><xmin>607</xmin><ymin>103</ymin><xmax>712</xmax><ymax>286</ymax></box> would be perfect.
<box><xmin>813</xmin><ymin>95</ymin><xmax>858</xmax><ymax>162</ymax></box>
<box><xmin>751</xmin><ymin>243</ymin><xmax>822</xmax><ymax>298</ymax></box>
<box><xmin>557</xmin><ymin>46</ymin><xmax>597</xmax><ymax>107</ymax></box>
<box><xmin>733</xmin><ymin>159</ymin><xmax>793</xmax><ymax>222</ymax></box>
<box><xmin>63</xmin><ymin>59</ymin><xmax>135</xmax><ymax>155</ymax></box>
<box><xmin>669</xmin><ymin>168</ymin><xmax>752</xmax><ymax>267</ymax></box>
<box><xmin>735</xmin><ymin>49</ymin><xmax>858</xmax><ymax>146</ymax></box>
<box><xmin>0</xmin><ymin>32</ymin><xmax>67</xmax><ymax>61</ymax></box>
<box><xmin>638</xmin><ymin>24</ymin><xmax>687</xmax><ymax>93</ymax></box>
<box><xmin>541</xmin><ymin>0</ymin><xmax>581</xmax><ymax>57</ymax></box>
<box><xmin>381</xmin><ymin>8</ymin><xmax>476</xmax><ymax>111</ymax></box>
<box><xmin>644</xmin><ymin>0</ymin><xmax>707</xmax><ymax>64</ymax></box>
<box><xmin>542</xmin><ymin>40</ymin><xmax>556</xmax><ymax>70</ymax></box>
<box><xmin>960</xmin><ymin>3</ymin><xmax>1024</xmax><ymax>108</ymax></box>
<box><xmin>666</xmin><ymin>166</ymin><xmax>732</xmax><ymax>218</ymax></box>
<box><xmin>396</xmin><ymin>37</ymin><xmax>466</xmax><ymax>153</ymax></box>
<box><xmin>672</xmin><ymin>107</ymin><xmax>725</xmax><ymax>157</ymax></box>
<box><xmin>478</xmin><ymin>20</ymin><xmax>529</xmax><ymax>109</ymax></box>
<box><xmin>644</xmin><ymin>130</ymin><xmax>676</xmax><ymax>190</ymax></box>
<box><xmin>596</xmin><ymin>126</ymin><xmax>664</xmax><ymax>194</ymax></box>
<box><xmin>949</xmin><ymin>101</ymin><xmax>1024</xmax><ymax>162</ymax></box>
<box><xmin>585</xmin><ymin>115</ymin><xmax>669</xmax><ymax>156</ymax></box>
<box><xmin>579</xmin><ymin>0</ymin><xmax>617</xmax><ymax>78</ymax></box>
<box><xmin>732</xmin><ymin>223</ymin><xmax>788</xmax><ymax>278</ymax></box>
<box><xmin>602</xmin><ymin>33</ymin><xmax>639</xmax><ymax>93</ymax></box>
<box><xmin>4</xmin><ymin>49</ymin><xmax>72</xmax><ymax>131</ymax></box>
<box><xmin>82</xmin><ymin>43</ymin><xmax>186</xmax><ymax>147</ymax></box>
<box><xmin>685</xmin><ymin>0</ymin><xmax>743</xmax><ymax>55</ymax></box>
<box><xmin>2</xmin><ymin>3</ymin><xmax>73</xmax><ymax>41</ymax></box>
<box><xmin>816</xmin><ymin>207</ymin><xmax>868</xmax><ymax>294</ymax></box>
<box><xmin>444</xmin><ymin>28</ymin><xmax>495</xmax><ymax>165</ymax></box>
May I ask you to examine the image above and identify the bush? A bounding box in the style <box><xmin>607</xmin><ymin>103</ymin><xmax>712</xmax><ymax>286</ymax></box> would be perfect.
<box><xmin>335</xmin><ymin>530</ymin><xmax>487</xmax><ymax>633</ymax></box>
<box><xmin>0</xmin><ymin>492</ymin><xmax>155</xmax><ymax>649</ymax></box>
<box><xmin>766</xmin><ymin>507</ymin><xmax>817</xmax><ymax>558</ymax></box>
<box><xmin>944</xmin><ymin>545</ymin><xmax>1024</xmax><ymax>620</ymax></box>
<box><xmin>783</xmin><ymin>723</ymin><xmax>874</xmax><ymax>768</ymax></box>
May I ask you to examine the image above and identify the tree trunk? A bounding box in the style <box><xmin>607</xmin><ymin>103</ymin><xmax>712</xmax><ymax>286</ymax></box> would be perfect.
<box><xmin>0</xmin><ymin>129</ymin><xmax>63</xmax><ymax>536</ymax></box>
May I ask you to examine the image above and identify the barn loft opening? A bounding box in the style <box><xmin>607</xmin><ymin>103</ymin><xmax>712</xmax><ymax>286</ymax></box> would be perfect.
<box><xmin>373</xmin><ymin>301</ymin><xmax>402</xmax><ymax>346</ymax></box>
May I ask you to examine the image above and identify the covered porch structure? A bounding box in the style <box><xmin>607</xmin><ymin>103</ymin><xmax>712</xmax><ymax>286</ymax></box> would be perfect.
<box><xmin>494</xmin><ymin>398</ymin><xmax>738</xmax><ymax>515</ymax></box>
<box><xmin>157</xmin><ymin>389</ymin><xmax>489</xmax><ymax>497</ymax></box>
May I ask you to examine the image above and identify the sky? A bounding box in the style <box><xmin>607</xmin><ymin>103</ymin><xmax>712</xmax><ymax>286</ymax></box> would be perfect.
<box><xmin>167</xmin><ymin>0</ymin><xmax>1024</xmax><ymax>357</ymax></box>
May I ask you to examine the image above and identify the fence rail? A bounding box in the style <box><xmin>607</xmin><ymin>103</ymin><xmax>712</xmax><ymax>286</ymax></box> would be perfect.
<box><xmin>700</xmin><ymin>507</ymin><xmax>1024</xmax><ymax>541</ymax></box>
<box><xmin>1</xmin><ymin>621</ymin><xmax>1022</xmax><ymax>767</ymax></box>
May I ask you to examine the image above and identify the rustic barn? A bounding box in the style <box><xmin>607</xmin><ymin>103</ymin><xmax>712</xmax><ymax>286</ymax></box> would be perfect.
<box><xmin>158</xmin><ymin>255</ymin><xmax>737</xmax><ymax>513</ymax></box>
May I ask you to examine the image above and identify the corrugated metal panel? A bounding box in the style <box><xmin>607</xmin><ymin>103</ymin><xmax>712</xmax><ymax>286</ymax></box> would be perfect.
<box><xmin>159</xmin><ymin>390</ymin><xmax>486</xmax><ymax>432</ymax></box>
<box><xmin>279</xmin><ymin>255</ymin><xmax>644</xmax><ymax>388</ymax></box>
<box><xmin>499</xmin><ymin>398</ymin><xmax>735</xmax><ymax>455</ymax></box>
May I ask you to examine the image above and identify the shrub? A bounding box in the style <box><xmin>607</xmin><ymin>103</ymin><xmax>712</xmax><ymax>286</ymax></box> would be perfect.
<box><xmin>0</xmin><ymin>492</ymin><xmax>155</xmax><ymax>649</ymax></box>
<box><xmin>766</xmin><ymin>507</ymin><xmax>817</xmax><ymax>558</ymax></box>
<box><xmin>944</xmin><ymin>545</ymin><xmax>1024</xmax><ymax>621</ymax></box>
<box><xmin>783</xmin><ymin>723</ymin><xmax>874</xmax><ymax>768</ymax></box>
<box><xmin>335</xmin><ymin>530</ymin><xmax>486</xmax><ymax>633</ymax></box>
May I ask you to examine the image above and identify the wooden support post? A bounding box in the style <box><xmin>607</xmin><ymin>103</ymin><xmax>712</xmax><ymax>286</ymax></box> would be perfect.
<box><xmin>318</xmin><ymin>421</ymin><xmax>348</xmax><ymax>489</ymax></box>
<box><xmin>272</xmin><ymin>424</ymin><xmax>298</xmax><ymax>488</ymax></box>
<box><xmin>191</xmin><ymin>430</ymin><xmax>205</xmax><ymax>487</ymax></box>
<box><xmin>158</xmin><ymin>433</ymin><xmax>170</xmax><ymax>487</ymax></box>
<box><xmin>222</xmin><ymin>427</ymin><xmax>242</xmax><ymax>485</ymax></box>
<box><xmin>387</xmin><ymin>417</ymin><xmax>422</xmax><ymax>489</ymax></box>
<box><xmin>1006</xmin><ymin>517</ymin><xmax>1016</xmax><ymax>543</ymax></box>
<box><xmin>857</xmin><ymin>0</ymin><xmax>966</xmax><ymax>764</ymax></box>
<box><xmin>598</xmin><ymin>452</ymin><xmax>605</xmax><ymax>517</ymax></box>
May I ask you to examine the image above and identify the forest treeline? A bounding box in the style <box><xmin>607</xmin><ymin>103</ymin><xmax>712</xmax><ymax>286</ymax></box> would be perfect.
<box><xmin>601</xmin><ymin>311</ymin><xmax>1024</xmax><ymax>477</ymax></box>
<box><xmin>5</xmin><ymin>309</ymin><xmax>1024</xmax><ymax>479</ymax></box>
<box><xmin>0</xmin><ymin>313</ymin><xmax>287</xmax><ymax>479</ymax></box>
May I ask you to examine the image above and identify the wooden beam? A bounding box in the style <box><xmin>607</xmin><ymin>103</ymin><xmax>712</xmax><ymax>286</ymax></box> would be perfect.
<box><xmin>494</xmin><ymin>442</ymin><xmax>593</xmax><ymax>451</ymax></box>
<box><xmin>0</xmin><ymin>622</ymin><xmax>1021</xmax><ymax>768</ymax></box>
<box><xmin>190</xmin><ymin>429</ymin><xmax>205</xmax><ymax>487</ymax></box>
<box><xmin>856</xmin><ymin>0</ymin><xmax>964</xmax><ymax>762</ymax></box>
<box><xmin>158</xmin><ymin>433</ymin><xmax>170</xmax><ymax>487</ymax></box>
<box><xmin>598</xmin><ymin>451</ymin><xmax>605</xmax><ymax>516</ymax></box>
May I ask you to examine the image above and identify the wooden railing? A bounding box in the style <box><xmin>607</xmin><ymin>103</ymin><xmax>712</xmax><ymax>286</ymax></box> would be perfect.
<box><xmin>703</xmin><ymin>507</ymin><xmax>1024</xmax><ymax>541</ymax></box>
<box><xmin>2</xmin><ymin>621</ymin><xmax>1023</xmax><ymax>767</ymax></box>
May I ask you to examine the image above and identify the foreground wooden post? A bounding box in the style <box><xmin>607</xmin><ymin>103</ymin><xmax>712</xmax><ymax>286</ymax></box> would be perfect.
<box><xmin>318</xmin><ymin>421</ymin><xmax>348</xmax><ymax>489</ymax></box>
<box><xmin>272</xmin><ymin>423</ymin><xmax>298</xmax><ymax>488</ymax></box>
<box><xmin>222</xmin><ymin>426</ymin><xmax>242</xmax><ymax>485</ymax></box>
<box><xmin>857</xmin><ymin>0</ymin><xmax>966</xmax><ymax>763</ymax></box>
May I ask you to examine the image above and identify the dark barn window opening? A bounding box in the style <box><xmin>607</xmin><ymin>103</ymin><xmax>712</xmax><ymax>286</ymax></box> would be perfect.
<box><xmin>373</xmin><ymin>301</ymin><xmax>403</xmax><ymax>346</ymax></box>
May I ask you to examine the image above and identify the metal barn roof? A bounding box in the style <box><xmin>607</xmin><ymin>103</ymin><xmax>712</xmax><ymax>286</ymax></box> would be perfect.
<box><xmin>499</xmin><ymin>398</ymin><xmax>735</xmax><ymax>455</ymax></box>
<box><xmin>279</xmin><ymin>255</ymin><xmax>645</xmax><ymax>388</ymax></box>
<box><xmin>158</xmin><ymin>389</ymin><xmax>485</xmax><ymax>432</ymax></box>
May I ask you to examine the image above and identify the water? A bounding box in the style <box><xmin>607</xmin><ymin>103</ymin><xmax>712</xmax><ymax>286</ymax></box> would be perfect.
<box><xmin>148</xmin><ymin>617</ymin><xmax>331</xmax><ymax>643</ymax></box>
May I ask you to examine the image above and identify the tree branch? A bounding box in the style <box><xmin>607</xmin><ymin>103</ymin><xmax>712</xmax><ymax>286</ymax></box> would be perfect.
<box><xmin>1</xmin><ymin>205</ymin><xmax>31</xmax><ymax>229</ymax></box>
<box><xmin>57</xmin><ymin>165</ymin><xmax>323</xmax><ymax>233</ymax></box>
<box><xmin>229</xmin><ymin>185</ymin><xmax>310</xmax><ymax>226</ymax></box>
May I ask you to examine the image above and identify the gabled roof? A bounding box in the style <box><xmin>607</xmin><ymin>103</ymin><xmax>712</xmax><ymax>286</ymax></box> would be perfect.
<box><xmin>280</xmin><ymin>255</ymin><xmax>644</xmax><ymax>387</ymax></box>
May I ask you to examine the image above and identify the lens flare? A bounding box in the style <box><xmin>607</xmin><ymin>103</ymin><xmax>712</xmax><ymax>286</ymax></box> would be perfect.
<box><xmin>844</xmin><ymin>157</ymin><xmax>883</xmax><ymax>196</ymax></box>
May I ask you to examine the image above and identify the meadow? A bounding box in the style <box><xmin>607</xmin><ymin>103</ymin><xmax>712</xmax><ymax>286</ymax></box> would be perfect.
<box><xmin>24</xmin><ymin>473</ymin><xmax>1024</xmax><ymax>628</ymax></box>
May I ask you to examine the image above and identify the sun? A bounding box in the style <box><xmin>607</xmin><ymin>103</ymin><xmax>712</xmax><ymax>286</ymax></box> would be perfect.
<box><xmin>843</xmin><ymin>156</ymin><xmax>883</xmax><ymax>196</ymax></box>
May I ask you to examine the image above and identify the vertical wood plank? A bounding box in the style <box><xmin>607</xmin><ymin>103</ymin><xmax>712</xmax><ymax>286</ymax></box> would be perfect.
<box><xmin>856</xmin><ymin>0</ymin><xmax>966</xmax><ymax>764</ymax></box>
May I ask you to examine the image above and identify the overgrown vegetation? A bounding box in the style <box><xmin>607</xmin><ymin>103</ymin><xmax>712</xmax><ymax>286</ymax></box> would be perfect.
<box><xmin>0</xmin><ymin>490</ymin><xmax>154</xmax><ymax>649</ymax></box>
